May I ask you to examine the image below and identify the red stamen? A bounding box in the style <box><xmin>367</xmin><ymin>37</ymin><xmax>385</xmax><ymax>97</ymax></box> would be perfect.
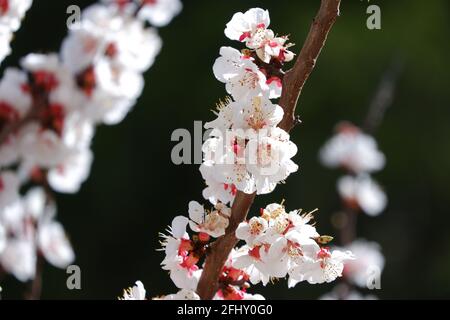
<box><xmin>178</xmin><ymin>238</ymin><xmax>193</xmax><ymax>255</ymax></box>
<box><xmin>317</xmin><ymin>247</ymin><xmax>331</xmax><ymax>260</ymax></box>
<box><xmin>0</xmin><ymin>0</ymin><xmax>9</xmax><ymax>15</ymax></box>
<box><xmin>105</xmin><ymin>42</ymin><xmax>118</xmax><ymax>58</ymax></box>
<box><xmin>32</xmin><ymin>71</ymin><xmax>59</xmax><ymax>92</ymax></box>
<box><xmin>249</xmin><ymin>246</ymin><xmax>261</xmax><ymax>260</ymax></box>
<box><xmin>266</xmin><ymin>76</ymin><xmax>282</xmax><ymax>88</ymax></box>
<box><xmin>230</xmin><ymin>184</ymin><xmax>237</xmax><ymax>196</ymax></box>
<box><xmin>239</xmin><ymin>31</ymin><xmax>251</xmax><ymax>42</ymax></box>
<box><xmin>76</xmin><ymin>66</ymin><xmax>96</xmax><ymax>97</ymax></box>
<box><xmin>198</xmin><ymin>232</ymin><xmax>210</xmax><ymax>243</ymax></box>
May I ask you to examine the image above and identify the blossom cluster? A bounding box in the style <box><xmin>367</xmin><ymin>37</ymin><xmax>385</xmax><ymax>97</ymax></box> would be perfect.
<box><xmin>233</xmin><ymin>203</ymin><xmax>354</xmax><ymax>287</ymax></box>
<box><xmin>319</xmin><ymin>121</ymin><xmax>387</xmax><ymax>216</ymax></box>
<box><xmin>156</xmin><ymin>209</ymin><xmax>265</xmax><ymax>300</ymax></box>
<box><xmin>0</xmin><ymin>0</ymin><xmax>33</xmax><ymax>64</ymax></box>
<box><xmin>121</xmin><ymin>7</ymin><xmax>354</xmax><ymax>301</ymax></box>
<box><xmin>319</xmin><ymin>121</ymin><xmax>387</xmax><ymax>299</ymax></box>
<box><xmin>201</xmin><ymin>7</ymin><xmax>298</xmax><ymax>200</ymax></box>
<box><xmin>0</xmin><ymin>0</ymin><xmax>181</xmax><ymax>283</ymax></box>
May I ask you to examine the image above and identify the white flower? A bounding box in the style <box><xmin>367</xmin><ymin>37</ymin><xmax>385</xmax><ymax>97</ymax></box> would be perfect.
<box><xmin>199</xmin><ymin>160</ymin><xmax>236</xmax><ymax>206</ymax></box>
<box><xmin>82</xmin><ymin>3</ymin><xmax>124</xmax><ymax>33</ymax></box>
<box><xmin>21</xmin><ymin>54</ymin><xmax>79</xmax><ymax>109</ymax></box>
<box><xmin>232</xmin><ymin>245</ymin><xmax>271</xmax><ymax>286</ymax></box>
<box><xmin>320</xmin><ymin>284</ymin><xmax>378</xmax><ymax>300</ymax></box>
<box><xmin>120</xmin><ymin>281</ymin><xmax>146</xmax><ymax>300</ymax></box>
<box><xmin>288</xmin><ymin>248</ymin><xmax>354</xmax><ymax>286</ymax></box>
<box><xmin>95</xmin><ymin>59</ymin><xmax>144</xmax><ymax>100</ymax></box>
<box><xmin>337</xmin><ymin>174</ymin><xmax>387</xmax><ymax>216</ymax></box>
<box><xmin>0</xmin><ymin>68</ymin><xmax>32</xmax><ymax>167</ymax></box>
<box><xmin>213</xmin><ymin>46</ymin><xmax>272</xmax><ymax>100</ymax></box>
<box><xmin>203</xmin><ymin>128</ymin><xmax>298</xmax><ymax>195</ymax></box>
<box><xmin>136</xmin><ymin>0</ymin><xmax>182</xmax><ymax>27</ymax></box>
<box><xmin>18</xmin><ymin>123</ymin><xmax>69</xmax><ymax>168</ymax></box>
<box><xmin>224</xmin><ymin>8</ymin><xmax>271</xmax><ymax>48</ymax></box>
<box><xmin>37</xmin><ymin>220</ymin><xmax>75</xmax><ymax>269</ymax></box>
<box><xmin>60</xmin><ymin>23</ymin><xmax>105</xmax><ymax>74</ymax></box>
<box><xmin>245</xmin><ymin>127</ymin><xmax>298</xmax><ymax>194</ymax></box>
<box><xmin>0</xmin><ymin>238</ymin><xmax>36</xmax><ymax>282</ymax></box>
<box><xmin>160</xmin><ymin>216</ymin><xmax>202</xmax><ymax>290</ymax></box>
<box><xmin>0</xmin><ymin>135</ymin><xmax>19</xmax><ymax>168</ymax></box>
<box><xmin>342</xmin><ymin>239</ymin><xmax>385</xmax><ymax>288</ymax></box>
<box><xmin>157</xmin><ymin>289</ymin><xmax>200</xmax><ymax>300</ymax></box>
<box><xmin>255</xmin><ymin>34</ymin><xmax>295</xmax><ymax>64</ymax></box>
<box><xmin>236</xmin><ymin>216</ymin><xmax>268</xmax><ymax>247</ymax></box>
<box><xmin>0</xmin><ymin>32</ymin><xmax>12</xmax><ymax>63</ymax></box>
<box><xmin>188</xmin><ymin>201</ymin><xmax>231</xmax><ymax>238</ymax></box>
<box><xmin>204</xmin><ymin>97</ymin><xmax>235</xmax><ymax>131</ymax></box>
<box><xmin>0</xmin><ymin>188</ymin><xmax>74</xmax><ymax>280</ymax></box>
<box><xmin>234</xmin><ymin>204</ymin><xmax>336</xmax><ymax>286</ymax></box>
<box><xmin>232</xmin><ymin>95</ymin><xmax>283</xmax><ymax>131</ymax></box>
<box><xmin>319</xmin><ymin>122</ymin><xmax>385</xmax><ymax>173</ymax></box>
<box><xmin>0</xmin><ymin>171</ymin><xmax>19</xmax><ymax>209</ymax></box>
<box><xmin>0</xmin><ymin>68</ymin><xmax>32</xmax><ymax>116</ymax></box>
<box><xmin>202</xmin><ymin>130</ymin><xmax>256</xmax><ymax>194</ymax></box>
<box><xmin>47</xmin><ymin>148</ymin><xmax>93</xmax><ymax>194</ymax></box>
<box><xmin>0</xmin><ymin>0</ymin><xmax>33</xmax><ymax>32</ymax></box>
<box><xmin>213</xmin><ymin>288</ymin><xmax>265</xmax><ymax>301</ymax></box>
<box><xmin>242</xmin><ymin>293</ymin><xmax>265</xmax><ymax>300</ymax></box>
<box><xmin>113</xmin><ymin>21</ymin><xmax>162</xmax><ymax>72</ymax></box>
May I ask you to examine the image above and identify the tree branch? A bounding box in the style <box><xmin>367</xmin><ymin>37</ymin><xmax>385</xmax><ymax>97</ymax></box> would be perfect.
<box><xmin>196</xmin><ymin>0</ymin><xmax>342</xmax><ymax>300</ymax></box>
<box><xmin>278</xmin><ymin>0</ymin><xmax>341</xmax><ymax>132</ymax></box>
<box><xmin>25</xmin><ymin>254</ymin><xmax>44</xmax><ymax>300</ymax></box>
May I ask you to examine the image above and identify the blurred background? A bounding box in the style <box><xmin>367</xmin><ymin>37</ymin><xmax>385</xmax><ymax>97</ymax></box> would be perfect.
<box><xmin>1</xmin><ymin>0</ymin><xmax>449</xmax><ymax>299</ymax></box>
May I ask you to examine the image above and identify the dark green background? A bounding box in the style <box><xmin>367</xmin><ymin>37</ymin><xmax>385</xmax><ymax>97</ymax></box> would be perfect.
<box><xmin>1</xmin><ymin>0</ymin><xmax>449</xmax><ymax>299</ymax></box>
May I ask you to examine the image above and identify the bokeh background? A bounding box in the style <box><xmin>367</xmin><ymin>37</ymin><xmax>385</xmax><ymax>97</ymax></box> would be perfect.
<box><xmin>1</xmin><ymin>0</ymin><xmax>449</xmax><ymax>299</ymax></box>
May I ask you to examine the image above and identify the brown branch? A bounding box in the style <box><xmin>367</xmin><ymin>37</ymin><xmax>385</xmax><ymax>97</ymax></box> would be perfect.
<box><xmin>25</xmin><ymin>254</ymin><xmax>44</xmax><ymax>300</ymax></box>
<box><xmin>196</xmin><ymin>0</ymin><xmax>342</xmax><ymax>300</ymax></box>
<box><xmin>278</xmin><ymin>0</ymin><xmax>341</xmax><ymax>132</ymax></box>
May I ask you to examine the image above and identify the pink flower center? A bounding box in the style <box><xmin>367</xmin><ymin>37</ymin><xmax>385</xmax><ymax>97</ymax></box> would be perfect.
<box><xmin>337</xmin><ymin>122</ymin><xmax>360</xmax><ymax>135</ymax></box>
<box><xmin>223</xmin><ymin>183</ymin><xmax>237</xmax><ymax>196</ymax></box>
<box><xmin>317</xmin><ymin>247</ymin><xmax>331</xmax><ymax>259</ymax></box>
<box><xmin>0</xmin><ymin>101</ymin><xmax>20</xmax><ymax>131</ymax></box>
<box><xmin>249</xmin><ymin>246</ymin><xmax>261</xmax><ymax>260</ymax></box>
<box><xmin>239</xmin><ymin>31</ymin><xmax>252</xmax><ymax>42</ymax></box>
<box><xmin>76</xmin><ymin>66</ymin><xmax>96</xmax><ymax>97</ymax></box>
<box><xmin>143</xmin><ymin>0</ymin><xmax>157</xmax><ymax>5</ymax></box>
<box><xmin>105</xmin><ymin>42</ymin><xmax>118</xmax><ymax>58</ymax></box>
<box><xmin>180</xmin><ymin>254</ymin><xmax>199</xmax><ymax>271</ymax></box>
<box><xmin>40</xmin><ymin>104</ymin><xmax>65</xmax><ymax>136</ymax></box>
<box><xmin>266</xmin><ymin>76</ymin><xmax>282</xmax><ymax>88</ymax></box>
<box><xmin>198</xmin><ymin>232</ymin><xmax>210</xmax><ymax>243</ymax></box>
<box><xmin>31</xmin><ymin>71</ymin><xmax>59</xmax><ymax>93</ymax></box>
<box><xmin>178</xmin><ymin>238</ymin><xmax>193</xmax><ymax>255</ymax></box>
<box><xmin>0</xmin><ymin>0</ymin><xmax>9</xmax><ymax>15</ymax></box>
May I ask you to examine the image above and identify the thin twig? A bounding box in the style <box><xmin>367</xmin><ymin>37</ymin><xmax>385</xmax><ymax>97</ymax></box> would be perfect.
<box><xmin>196</xmin><ymin>0</ymin><xmax>342</xmax><ymax>300</ymax></box>
<box><xmin>25</xmin><ymin>254</ymin><xmax>44</xmax><ymax>300</ymax></box>
<box><xmin>337</xmin><ymin>58</ymin><xmax>402</xmax><ymax>299</ymax></box>
<box><xmin>363</xmin><ymin>57</ymin><xmax>403</xmax><ymax>135</ymax></box>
